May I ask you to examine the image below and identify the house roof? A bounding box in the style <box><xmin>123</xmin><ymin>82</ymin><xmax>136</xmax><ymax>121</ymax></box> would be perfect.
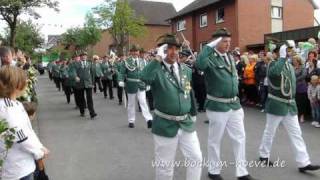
<box><xmin>169</xmin><ymin>0</ymin><xmax>221</xmax><ymax>19</ymax></box>
<box><xmin>129</xmin><ymin>0</ymin><xmax>177</xmax><ymax>26</ymax></box>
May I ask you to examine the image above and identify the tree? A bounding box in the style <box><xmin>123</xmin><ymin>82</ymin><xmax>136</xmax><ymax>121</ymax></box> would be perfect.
<box><xmin>93</xmin><ymin>0</ymin><xmax>146</xmax><ymax>55</ymax></box>
<box><xmin>79</xmin><ymin>12</ymin><xmax>102</xmax><ymax>53</ymax></box>
<box><xmin>61</xmin><ymin>13</ymin><xmax>101</xmax><ymax>53</ymax></box>
<box><xmin>4</xmin><ymin>20</ymin><xmax>44</xmax><ymax>55</ymax></box>
<box><xmin>0</xmin><ymin>0</ymin><xmax>59</xmax><ymax>47</ymax></box>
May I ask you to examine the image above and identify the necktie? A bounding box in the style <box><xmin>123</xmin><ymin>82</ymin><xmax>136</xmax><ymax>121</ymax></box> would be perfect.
<box><xmin>170</xmin><ymin>65</ymin><xmax>174</xmax><ymax>75</ymax></box>
<box><xmin>223</xmin><ymin>56</ymin><xmax>230</xmax><ymax>66</ymax></box>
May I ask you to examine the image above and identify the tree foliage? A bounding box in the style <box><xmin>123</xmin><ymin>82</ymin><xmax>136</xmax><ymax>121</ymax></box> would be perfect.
<box><xmin>3</xmin><ymin>20</ymin><xmax>44</xmax><ymax>55</ymax></box>
<box><xmin>0</xmin><ymin>0</ymin><xmax>59</xmax><ymax>47</ymax></box>
<box><xmin>61</xmin><ymin>13</ymin><xmax>102</xmax><ymax>52</ymax></box>
<box><xmin>92</xmin><ymin>0</ymin><xmax>146</xmax><ymax>55</ymax></box>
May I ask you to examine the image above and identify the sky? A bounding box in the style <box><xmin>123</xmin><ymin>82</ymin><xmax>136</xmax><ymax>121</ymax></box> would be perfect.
<box><xmin>0</xmin><ymin>0</ymin><xmax>319</xmax><ymax>41</ymax></box>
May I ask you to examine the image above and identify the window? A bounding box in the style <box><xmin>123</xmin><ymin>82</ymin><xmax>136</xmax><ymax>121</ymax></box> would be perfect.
<box><xmin>200</xmin><ymin>14</ymin><xmax>208</xmax><ymax>27</ymax></box>
<box><xmin>271</xmin><ymin>6</ymin><xmax>282</xmax><ymax>19</ymax></box>
<box><xmin>216</xmin><ymin>8</ymin><xmax>225</xmax><ymax>23</ymax></box>
<box><xmin>177</xmin><ymin>20</ymin><xmax>186</xmax><ymax>31</ymax></box>
<box><xmin>200</xmin><ymin>42</ymin><xmax>207</xmax><ymax>51</ymax></box>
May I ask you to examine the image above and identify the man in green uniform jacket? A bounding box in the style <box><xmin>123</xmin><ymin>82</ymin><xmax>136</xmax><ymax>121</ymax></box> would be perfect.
<box><xmin>101</xmin><ymin>56</ymin><xmax>115</xmax><ymax>99</ymax></box>
<box><xmin>73</xmin><ymin>52</ymin><xmax>97</xmax><ymax>119</ymax></box>
<box><xmin>195</xmin><ymin>28</ymin><xmax>255</xmax><ymax>180</ymax></box>
<box><xmin>258</xmin><ymin>41</ymin><xmax>320</xmax><ymax>173</ymax></box>
<box><xmin>114</xmin><ymin>56</ymin><xmax>125</xmax><ymax>105</ymax></box>
<box><xmin>118</xmin><ymin>45</ymin><xmax>153</xmax><ymax>128</ymax></box>
<box><xmin>141</xmin><ymin>34</ymin><xmax>202</xmax><ymax>180</ymax></box>
<box><xmin>51</xmin><ymin>61</ymin><xmax>61</xmax><ymax>91</ymax></box>
<box><xmin>92</xmin><ymin>55</ymin><xmax>103</xmax><ymax>93</ymax></box>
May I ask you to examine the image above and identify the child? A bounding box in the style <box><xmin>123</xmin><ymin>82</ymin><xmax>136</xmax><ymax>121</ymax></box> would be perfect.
<box><xmin>307</xmin><ymin>75</ymin><xmax>320</xmax><ymax>128</ymax></box>
<box><xmin>0</xmin><ymin>66</ymin><xmax>49</xmax><ymax>180</ymax></box>
<box><xmin>22</xmin><ymin>101</ymin><xmax>49</xmax><ymax>179</ymax></box>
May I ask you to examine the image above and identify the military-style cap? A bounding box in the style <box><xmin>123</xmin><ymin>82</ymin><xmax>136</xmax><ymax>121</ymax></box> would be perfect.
<box><xmin>130</xmin><ymin>44</ymin><xmax>140</xmax><ymax>52</ymax></box>
<box><xmin>157</xmin><ymin>33</ymin><xmax>181</xmax><ymax>47</ymax></box>
<box><xmin>212</xmin><ymin>28</ymin><xmax>231</xmax><ymax>38</ymax></box>
<box><xmin>140</xmin><ymin>47</ymin><xmax>145</xmax><ymax>53</ymax></box>
<box><xmin>179</xmin><ymin>49</ymin><xmax>191</xmax><ymax>57</ymax></box>
<box><xmin>80</xmin><ymin>51</ymin><xmax>88</xmax><ymax>56</ymax></box>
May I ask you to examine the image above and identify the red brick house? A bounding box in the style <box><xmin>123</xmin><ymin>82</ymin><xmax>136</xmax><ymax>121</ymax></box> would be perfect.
<box><xmin>169</xmin><ymin>0</ymin><xmax>318</xmax><ymax>52</ymax></box>
<box><xmin>92</xmin><ymin>0</ymin><xmax>176</xmax><ymax>56</ymax></box>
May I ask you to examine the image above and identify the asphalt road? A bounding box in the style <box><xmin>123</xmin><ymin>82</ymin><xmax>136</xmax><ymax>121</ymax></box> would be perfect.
<box><xmin>36</xmin><ymin>75</ymin><xmax>320</xmax><ymax>180</ymax></box>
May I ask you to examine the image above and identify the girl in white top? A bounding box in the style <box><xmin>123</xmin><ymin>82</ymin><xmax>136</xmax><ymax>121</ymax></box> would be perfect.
<box><xmin>0</xmin><ymin>66</ymin><xmax>49</xmax><ymax>180</ymax></box>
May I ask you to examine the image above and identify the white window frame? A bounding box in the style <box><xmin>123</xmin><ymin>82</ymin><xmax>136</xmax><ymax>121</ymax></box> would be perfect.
<box><xmin>200</xmin><ymin>42</ymin><xmax>207</xmax><ymax>51</ymax></box>
<box><xmin>271</xmin><ymin>6</ymin><xmax>282</xmax><ymax>19</ymax></box>
<box><xmin>176</xmin><ymin>20</ymin><xmax>186</xmax><ymax>31</ymax></box>
<box><xmin>200</xmin><ymin>13</ymin><xmax>208</xmax><ymax>28</ymax></box>
<box><xmin>216</xmin><ymin>8</ymin><xmax>225</xmax><ymax>24</ymax></box>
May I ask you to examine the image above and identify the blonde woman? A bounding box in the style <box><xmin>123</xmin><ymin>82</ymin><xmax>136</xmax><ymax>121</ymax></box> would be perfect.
<box><xmin>0</xmin><ymin>66</ymin><xmax>49</xmax><ymax>180</ymax></box>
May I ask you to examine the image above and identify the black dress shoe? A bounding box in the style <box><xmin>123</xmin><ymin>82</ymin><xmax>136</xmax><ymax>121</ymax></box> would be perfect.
<box><xmin>238</xmin><ymin>175</ymin><xmax>257</xmax><ymax>180</ymax></box>
<box><xmin>147</xmin><ymin>120</ymin><xmax>152</xmax><ymax>128</ymax></box>
<box><xmin>259</xmin><ymin>157</ymin><xmax>274</xmax><ymax>166</ymax></box>
<box><xmin>90</xmin><ymin>113</ymin><xmax>97</xmax><ymax>119</ymax></box>
<box><xmin>80</xmin><ymin>113</ymin><xmax>85</xmax><ymax>117</ymax></box>
<box><xmin>110</xmin><ymin>97</ymin><xmax>114</xmax><ymax>100</ymax></box>
<box><xmin>208</xmin><ymin>173</ymin><xmax>223</xmax><ymax>180</ymax></box>
<box><xmin>128</xmin><ymin>123</ymin><xmax>135</xmax><ymax>128</ymax></box>
<box><xmin>119</xmin><ymin>101</ymin><xmax>122</xmax><ymax>105</ymax></box>
<box><xmin>204</xmin><ymin>120</ymin><xmax>209</xmax><ymax>124</ymax></box>
<box><xmin>299</xmin><ymin>164</ymin><xmax>320</xmax><ymax>173</ymax></box>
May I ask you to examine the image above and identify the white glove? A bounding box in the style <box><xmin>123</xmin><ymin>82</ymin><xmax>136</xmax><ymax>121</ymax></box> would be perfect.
<box><xmin>191</xmin><ymin>116</ymin><xmax>197</xmax><ymax>122</ymax></box>
<box><xmin>157</xmin><ymin>44</ymin><xmax>168</xmax><ymax>60</ymax></box>
<box><xmin>146</xmin><ymin>86</ymin><xmax>151</xmax><ymax>91</ymax></box>
<box><xmin>279</xmin><ymin>44</ymin><xmax>287</xmax><ymax>58</ymax></box>
<box><xmin>75</xmin><ymin>77</ymin><xmax>80</xmax><ymax>82</ymax></box>
<box><xmin>119</xmin><ymin>81</ymin><xmax>125</xmax><ymax>87</ymax></box>
<box><xmin>207</xmin><ymin>37</ymin><xmax>222</xmax><ymax>48</ymax></box>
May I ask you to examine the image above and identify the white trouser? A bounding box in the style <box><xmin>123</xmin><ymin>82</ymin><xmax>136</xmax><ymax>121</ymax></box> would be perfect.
<box><xmin>207</xmin><ymin>109</ymin><xmax>248</xmax><ymax>177</ymax></box>
<box><xmin>153</xmin><ymin>130</ymin><xmax>202</xmax><ymax>180</ymax></box>
<box><xmin>127</xmin><ymin>90</ymin><xmax>153</xmax><ymax>123</ymax></box>
<box><xmin>259</xmin><ymin>114</ymin><xmax>311</xmax><ymax>167</ymax></box>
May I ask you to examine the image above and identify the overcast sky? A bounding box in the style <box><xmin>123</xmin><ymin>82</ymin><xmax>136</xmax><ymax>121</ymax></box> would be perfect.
<box><xmin>0</xmin><ymin>0</ymin><xmax>319</xmax><ymax>40</ymax></box>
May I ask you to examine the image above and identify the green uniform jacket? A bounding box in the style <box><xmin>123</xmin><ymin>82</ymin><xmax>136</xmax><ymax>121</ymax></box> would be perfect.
<box><xmin>141</xmin><ymin>60</ymin><xmax>197</xmax><ymax>137</ymax></box>
<box><xmin>64</xmin><ymin>63</ymin><xmax>77</xmax><ymax>87</ymax></box>
<box><xmin>74</xmin><ymin>61</ymin><xmax>94</xmax><ymax>89</ymax></box>
<box><xmin>265</xmin><ymin>58</ymin><xmax>297</xmax><ymax>116</ymax></box>
<box><xmin>118</xmin><ymin>57</ymin><xmax>147</xmax><ymax>94</ymax></box>
<box><xmin>47</xmin><ymin>62</ymin><xmax>53</xmax><ymax>72</ymax></box>
<box><xmin>92</xmin><ymin>62</ymin><xmax>103</xmax><ymax>78</ymax></box>
<box><xmin>51</xmin><ymin>63</ymin><xmax>60</xmax><ymax>78</ymax></box>
<box><xmin>195</xmin><ymin>46</ymin><xmax>241</xmax><ymax>112</ymax></box>
<box><xmin>101</xmin><ymin>62</ymin><xmax>114</xmax><ymax>80</ymax></box>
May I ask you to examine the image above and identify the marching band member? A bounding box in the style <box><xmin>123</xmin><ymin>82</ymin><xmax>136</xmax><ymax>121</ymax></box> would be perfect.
<box><xmin>258</xmin><ymin>41</ymin><xmax>320</xmax><ymax>173</ymax></box>
<box><xmin>118</xmin><ymin>45</ymin><xmax>153</xmax><ymax>128</ymax></box>
<box><xmin>196</xmin><ymin>28</ymin><xmax>256</xmax><ymax>180</ymax></box>
<box><xmin>141</xmin><ymin>34</ymin><xmax>202</xmax><ymax>180</ymax></box>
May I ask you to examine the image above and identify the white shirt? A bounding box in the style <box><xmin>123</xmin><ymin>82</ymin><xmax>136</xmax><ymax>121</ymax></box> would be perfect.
<box><xmin>163</xmin><ymin>60</ymin><xmax>180</xmax><ymax>82</ymax></box>
<box><xmin>0</xmin><ymin>98</ymin><xmax>44</xmax><ymax>180</ymax></box>
<box><xmin>214</xmin><ymin>48</ymin><xmax>230</xmax><ymax>65</ymax></box>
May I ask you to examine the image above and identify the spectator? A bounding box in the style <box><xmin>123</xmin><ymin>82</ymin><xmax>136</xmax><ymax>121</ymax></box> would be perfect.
<box><xmin>305</xmin><ymin>51</ymin><xmax>320</xmax><ymax>83</ymax></box>
<box><xmin>243</xmin><ymin>55</ymin><xmax>258</xmax><ymax>105</ymax></box>
<box><xmin>0</xmin><ymin>46</ymin><xmax>13</xmax><ymax>67</ymax></box>
<box><xmin>293</xmin><ymin>55</ymin><xmax>309</xmax><ymax>123</ymax></box>
<box><xmin>308</xmin><ymin>75</ymin><xmax>320</xmax><ymax>128</ymax></box>
<box><xmin>0</xmin><ymin>66</ymin><xmax>49</xmax><ymax>180</ymax></box>
<box><xmin>255</xmin><ymin>51</ymin><xmax>267</xmax><ymax>109</ymax></box>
